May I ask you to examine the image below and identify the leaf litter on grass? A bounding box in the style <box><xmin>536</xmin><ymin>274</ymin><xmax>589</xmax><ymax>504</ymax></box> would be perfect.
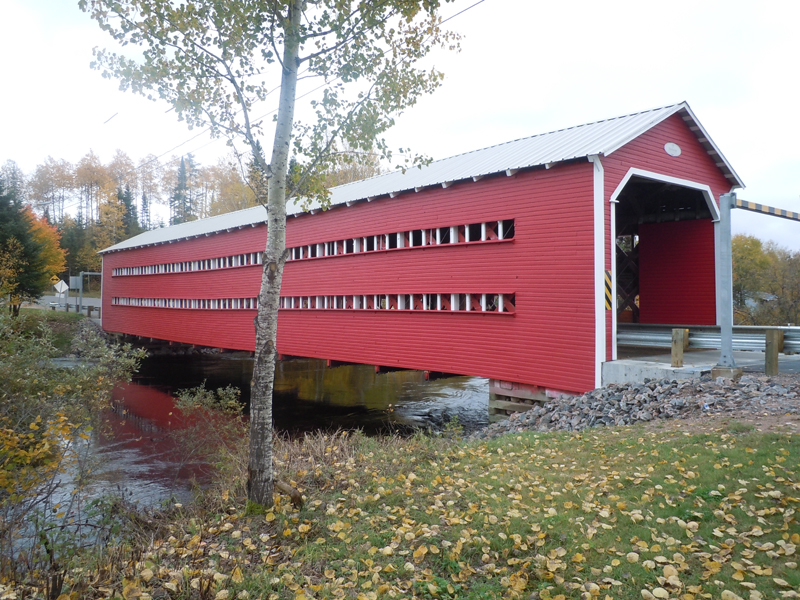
<box><xmin>18</xmin><ymin>424</ymin><xmax>799</xmax><ymax>600</ymax></box>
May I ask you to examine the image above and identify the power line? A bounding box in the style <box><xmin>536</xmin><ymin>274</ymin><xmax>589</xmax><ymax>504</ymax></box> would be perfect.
<box><xmin>36</xmin><ymin>0</ymin><xmax>490</xmax><ymax>218</ymax></box>
<box><xmin>123</xmin><ymin>0</ymin><xmax>487</xmax><ymax>180</ymax></box>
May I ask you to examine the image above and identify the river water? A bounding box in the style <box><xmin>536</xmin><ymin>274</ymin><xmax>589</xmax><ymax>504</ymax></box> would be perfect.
<box><xmin>91</xmin><ymin>355</ymin><xmax>489</xmax><ymax>505</ymax></box>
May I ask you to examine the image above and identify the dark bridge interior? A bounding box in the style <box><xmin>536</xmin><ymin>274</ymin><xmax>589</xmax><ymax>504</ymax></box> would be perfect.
<box><xmin>615</xmin><ymin>176</ymin><xmax>713</xmax><ymax>236</ymax></box>
<box><xmin>615</xmin><ymin>177</ymin><xmax>715</xmax><ymax>324</ymax></box>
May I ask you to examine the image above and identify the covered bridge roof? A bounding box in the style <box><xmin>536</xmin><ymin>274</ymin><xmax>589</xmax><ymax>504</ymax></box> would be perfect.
<box><xmin>101</xmin><ymin>101</ymin><xmax>742</xmax><ymax>254</ymax></box>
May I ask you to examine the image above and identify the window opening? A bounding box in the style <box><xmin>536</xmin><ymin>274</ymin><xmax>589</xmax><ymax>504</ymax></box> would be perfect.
<box><xmin>484</xmin><ymin>294</ymin><xmax>499</xmax><ymax>312</ymax></box>
<box><xmin>500</xmin><ymin>219</ymin><xmax>515</xmax><ymax>239</ymax></box>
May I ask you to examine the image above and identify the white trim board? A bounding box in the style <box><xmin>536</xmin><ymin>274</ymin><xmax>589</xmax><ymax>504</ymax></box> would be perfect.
<box><xmin>589</xmin><ymin>155</ymin><xmax>606</xmax><ymax>388</ymax></box>
<box><xmin>609</xmin><ymin>168</ymin><xmax>721</xmax><ymax>222</ymax></box>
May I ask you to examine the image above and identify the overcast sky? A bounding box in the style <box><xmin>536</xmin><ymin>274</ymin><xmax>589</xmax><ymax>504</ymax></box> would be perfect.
<box><xmin>2</xmin><ymin>0</ymin><xmax>799</xmax><ymax>248</ymax></box>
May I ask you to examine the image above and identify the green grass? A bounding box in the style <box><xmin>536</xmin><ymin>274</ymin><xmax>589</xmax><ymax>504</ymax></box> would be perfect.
<box><xmin>727</xmin><ymin>420</ymin><xmax>757</xmax><ymax>435</ymax></box>
<box><xmin>57</xmin><ymin>423</ymin><xmax>800</xmax><ymax>600</ymax></box>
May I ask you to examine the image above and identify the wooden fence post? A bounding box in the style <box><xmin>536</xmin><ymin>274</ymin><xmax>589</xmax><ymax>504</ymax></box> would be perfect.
<box><xmin>671</xmin><ymin>328</ymin><xmax>689</xmax><ymax>368</ymax></box>
<box><xmin>765</xmin><ymin>330</ymin><xmax>784</xmax><ymax>376</ymax></box>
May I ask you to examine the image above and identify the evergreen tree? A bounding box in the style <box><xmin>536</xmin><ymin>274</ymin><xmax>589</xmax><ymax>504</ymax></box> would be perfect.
<box><xmin>184</xmin><ymin>153</ymin><xmax>199</xmax><ymax>219</ymax></box>
<box><xmin>119</xmin><ymin>184</ymin><xmax>143</xmax><ymax>237</ymax></box>
<box><xmin>60</xmin><ymin>214</ymin><xmax>90</xmax><ymax>275</ymax></box>
<box><xmin>140</xmin><ymin>190</ymin><xmax>151</xmax><ymax>230</ymax></box>
<box><xmin>170</xmin><ymin>157</ymin><xmax>189</xmax><ymax>225</ymax></box>
<box><xmin>0</xmin><ymin>175</ymin><xmax>47</xmax><ymax>315</ymax></box>
<box><xmin>0</xmin><ymin>160</ymin><xmax>26</xmax><ymax>204</ymax></box>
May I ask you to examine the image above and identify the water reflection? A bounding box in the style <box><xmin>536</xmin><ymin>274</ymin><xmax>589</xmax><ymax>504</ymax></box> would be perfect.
<box><xmin>135</xmin><ymin>355</ymin><xmax>489</xmax><ymax>434</ymax></box>
<box><xmin>92</xmin><ymin>383</ymin><xmax>209</xmax><ymax>505</ymax></box>
<box><xmin>91</xmin><ymin>356</ymin><xmax>488</xmax><ymax>505</ymax></box>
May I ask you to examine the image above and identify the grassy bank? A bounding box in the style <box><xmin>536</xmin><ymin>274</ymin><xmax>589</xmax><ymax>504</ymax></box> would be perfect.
<box><xmin>45</xmin><ymin>418</ymin><xmax>799</xmax><ymax>600</ymax></box>
<box><xmin>16</xmin><ymin>308</ymin><xmax>85</xmax><ymax>354</ymax></box>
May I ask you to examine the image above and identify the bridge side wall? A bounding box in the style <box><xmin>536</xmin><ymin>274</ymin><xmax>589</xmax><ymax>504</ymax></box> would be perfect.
<box><xmin>102</xmin><ymin>226</ymin><xmax>267</xmax><ymax>351</ymax></box>
<box><xmin>281</xmin><ymin>164</ymin><xmax>597</xmax><ymax>393</ymax></box>
<box><xmin>103</xmin><ymin>163</ymin><xmax>599</xmax><ymax>394</ymax></box>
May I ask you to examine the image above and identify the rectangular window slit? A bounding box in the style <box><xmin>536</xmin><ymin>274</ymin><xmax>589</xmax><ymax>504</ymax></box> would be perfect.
<box><xmin>501</xmin><ymin>219</ymin><xmax>515</xmax><ymax>239</ymax></box>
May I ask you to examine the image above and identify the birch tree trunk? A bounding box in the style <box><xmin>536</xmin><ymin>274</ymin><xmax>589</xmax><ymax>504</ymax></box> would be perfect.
<box><xmin>247</xmin><ymin>0</ymin><xmax>302</xmax><ymax>507</ymax></box>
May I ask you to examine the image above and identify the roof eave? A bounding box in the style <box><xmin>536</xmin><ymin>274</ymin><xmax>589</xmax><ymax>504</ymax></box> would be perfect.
<box><xmin>678</xmin><ymin>103</ymin><xmax>745</xmax><ymax>189</ymax></box>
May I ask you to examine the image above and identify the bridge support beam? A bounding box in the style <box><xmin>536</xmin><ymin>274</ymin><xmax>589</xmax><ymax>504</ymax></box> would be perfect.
<box><xmin>713</xmin><ymin>192</ymin><xmax>743</xmax><ymax>380</ymax></box>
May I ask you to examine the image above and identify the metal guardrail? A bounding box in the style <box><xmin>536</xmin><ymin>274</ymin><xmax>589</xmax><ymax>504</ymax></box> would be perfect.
<box><xmin>618</xmin><ymin>324</ymin><xmax>800</xmax><ymax>353</ymax></box>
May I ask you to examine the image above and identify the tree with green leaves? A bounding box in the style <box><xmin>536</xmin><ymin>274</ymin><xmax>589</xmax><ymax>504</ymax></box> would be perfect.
<box><xmin>82</xmin><ymin>0</ymin><xmax>459</xmax><ymax>505</ymax></box>
<box><xmin>732</xmin><ymin>234</ymin><xmax>770</xmax><ymax>321</ymax></box>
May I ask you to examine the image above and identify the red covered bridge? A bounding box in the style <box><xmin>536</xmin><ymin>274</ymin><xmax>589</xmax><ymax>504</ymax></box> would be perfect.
<box><xmin>100</xmin><ymin>102</ymin><xmax>743</xmax><ymax>401</ymax></box>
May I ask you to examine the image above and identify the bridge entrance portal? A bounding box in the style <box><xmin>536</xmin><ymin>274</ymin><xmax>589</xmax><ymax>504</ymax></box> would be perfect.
<box><xmin>613</xmin><ymin>174</ymin><xmax>719</xmax><ymax>337</ymax></box>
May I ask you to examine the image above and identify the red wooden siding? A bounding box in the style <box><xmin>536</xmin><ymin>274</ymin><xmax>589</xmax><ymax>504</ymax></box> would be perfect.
<box><xmin>637</xmin><ymin>220</ymin><xmax>716</xmax><ymax>325</ymax></box>
<box><xmin>103</xmin><ymin>163</ymin><xmax>598</xmax><ymax>394</ymax></box>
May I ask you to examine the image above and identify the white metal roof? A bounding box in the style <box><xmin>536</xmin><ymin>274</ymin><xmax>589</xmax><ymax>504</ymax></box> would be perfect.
<box><xmin>101</xmin><ymin>101</ymin><xmax>742</xmax><ymax>254</ymax></box>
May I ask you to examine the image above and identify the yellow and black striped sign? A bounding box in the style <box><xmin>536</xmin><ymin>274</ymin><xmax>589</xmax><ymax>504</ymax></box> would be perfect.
<box><xmin>735</xmin><ymin>199</ymin><xmax>800</xmax><ymax>222</ymax></box>
<box><xmin>604</xmin><ymin>270</ymin><xmax>612</xmax><ymax>310</ymax></box>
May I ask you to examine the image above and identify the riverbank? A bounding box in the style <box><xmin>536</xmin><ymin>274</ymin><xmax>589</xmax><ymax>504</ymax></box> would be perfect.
<box><xmin>473</xmin><ymin>373</ymin><xmax>800</xmax><ymax>440</ymax></box>
<box><xmin>0</xmin><ymin>310</ymin><xmax>147</xmax><ymax>589</ymax></box>
<box><xmin>4</xmin><ymin>403</ymin><xmax>797</xmax><ymax>600</ymax></box>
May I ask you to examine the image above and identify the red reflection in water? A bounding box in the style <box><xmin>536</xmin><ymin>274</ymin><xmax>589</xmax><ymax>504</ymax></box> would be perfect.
<box><xmin>94</xmin><ymin>382</ymin><xmax>212</xmax><ymax>495</ymax></box>
<box><xmin>113</xmin><ymin>381</ymin><xmax>182</xmax><ymax>423</ymax></box>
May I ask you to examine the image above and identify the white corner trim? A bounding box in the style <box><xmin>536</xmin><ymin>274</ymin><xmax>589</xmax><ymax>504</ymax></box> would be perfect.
<box><xmin>100</xmin><ymin>254</ymin><xmax>104</xmax><ymax>328</ymax></box>
<box><xmin>609</xmin><ymin>167</ymin><xmax>720</xmax><ymax>222</ymax></box>
<box><xmin>714</xmin><ymin>220</ymin><xmax>722</xmax><ymax>326</ymax></box>
<box><xmin>588</xmin><ymin>154</ymin><xmax>606</xmax><ymax>388</ymax></box>
<box><xmin>610</xmin><ymin>200</ymin><xmax>617</xmax><ymax>361</ymax></box>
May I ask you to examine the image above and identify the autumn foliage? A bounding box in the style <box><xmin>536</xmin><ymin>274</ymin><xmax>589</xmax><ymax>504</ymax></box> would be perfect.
<box><xmin>0</xmin><ymin>312</ymin><xmax>146</xmax><ymax>586</ymax></box>
<box><xmin>2</xmin><ymin>415</ymin><xmax>797</xmax><ymax>599</ymax></box>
